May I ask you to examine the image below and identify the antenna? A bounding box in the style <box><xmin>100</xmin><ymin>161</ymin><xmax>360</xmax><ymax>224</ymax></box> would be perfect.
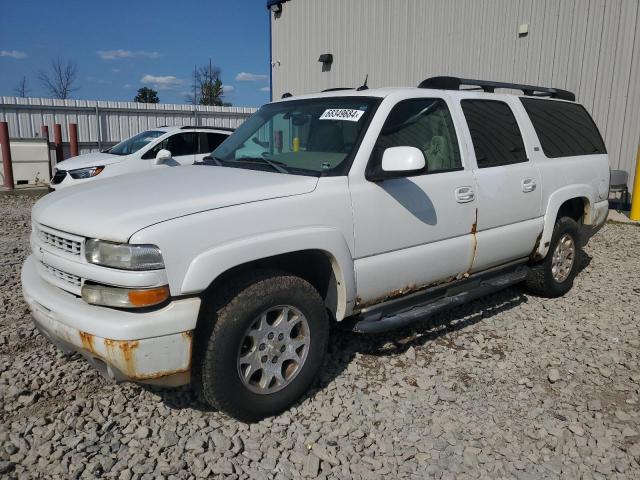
<box><xmin>356</xmin><ymin>74</ymin><xmax>369</xmax><ymax>91</ymax></box>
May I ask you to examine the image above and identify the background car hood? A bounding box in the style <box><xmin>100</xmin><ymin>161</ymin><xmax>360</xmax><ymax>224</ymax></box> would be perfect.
<box><xmin>33</xmin><ymin>166</ymin><xmax>319</xmax><ymax>242</ymax></box>
<box><xmin>55</xmin><ymin>152</ymin><xmax>123</xmax><ymax>170</ymax></box>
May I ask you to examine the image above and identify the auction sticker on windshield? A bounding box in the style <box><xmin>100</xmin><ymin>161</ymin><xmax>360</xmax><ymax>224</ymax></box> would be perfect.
<box><xmin>319</xmin><ymin>109</ymin><xmax>365</xmax><ymax>122</ymax></box>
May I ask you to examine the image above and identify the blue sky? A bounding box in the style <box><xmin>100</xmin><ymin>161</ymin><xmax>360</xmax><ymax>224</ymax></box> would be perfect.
<box><xmin>0</xmin><ymin>0</ymin><xmax>271</xmax><ymax>106</ymax></box>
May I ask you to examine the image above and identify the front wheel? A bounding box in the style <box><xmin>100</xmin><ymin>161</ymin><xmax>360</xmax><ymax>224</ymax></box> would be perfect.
<box><xmin>525</xmin><ymin>216</ymin><xmax>581</xmax><ymax>297</ymax></box>
<box><xmin>195</xmin><ymin>270</ymin><xmax>329</xmax><ymax>422</ymax></box>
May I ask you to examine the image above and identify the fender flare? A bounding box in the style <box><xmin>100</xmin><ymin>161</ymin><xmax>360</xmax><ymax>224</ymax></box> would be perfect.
<box><xmin>180</xmin><ymin>227</ymin><xmax>356</xmax><ymax>320</ymax></box>
<box><xmin>534</xmin><ymin>184</ymin><xmax>594</xmax><ymax>259</ymax></box>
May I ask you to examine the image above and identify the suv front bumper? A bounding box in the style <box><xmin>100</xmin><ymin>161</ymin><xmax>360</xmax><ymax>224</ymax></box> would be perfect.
<box><xmin>21</xmin><ymin>256</ymin><xmax>200</xmax><ymax>386</ymax></box>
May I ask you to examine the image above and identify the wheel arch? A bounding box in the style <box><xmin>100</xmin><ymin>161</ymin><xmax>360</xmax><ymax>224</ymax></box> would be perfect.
<box><xmin>181</xmin><ymin>228</ymin><xmax>356</xmax><ymax>321</ymax></box>
<box><xmin>533</xmin><ymin>185</ymin><xmax>594</xmax><ymax>260</ymax></box>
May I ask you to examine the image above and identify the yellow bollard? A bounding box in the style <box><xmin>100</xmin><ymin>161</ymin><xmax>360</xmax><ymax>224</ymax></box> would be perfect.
<box><xmin>631</xmin><ymin>145</ymin><xmax>640</xmax><ymax>221</ymax></box>
<box><xmin>292</xmin><ymin>137</ymin><xmax>300</xmax><ymax>152</ymax></box>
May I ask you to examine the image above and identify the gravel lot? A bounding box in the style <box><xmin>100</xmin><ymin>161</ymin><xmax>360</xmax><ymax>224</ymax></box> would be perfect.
<box><xmin>1</xmin><ymin>193</ymin><xmax>639</xmax><ymax>479</ymax></box>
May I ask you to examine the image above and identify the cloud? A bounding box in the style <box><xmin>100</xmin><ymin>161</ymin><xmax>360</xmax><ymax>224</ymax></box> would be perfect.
<box><xmin>98</xmin><ymin>49</ymin><xmax>161</xmax><ymax>60</ymax></box>
<box><xmin>222</xmin><ymin>85</ymin><xmax>235</xmax><ymax>93</ymax></box>
<box><xmin>111</xmin><ymin>68</ymin><xmax>120</xmax><ymax>73</ymax></box>
<box><xmin>0</xmin><ymin>50</ymin><xmax>27</xmax><ymax>59</ymax></box>
<box><xmin>140</xmin><ymin>74</ymin><xmax>183</xmax><ymax>90</ymax></box>
<box><xmin>123</xmin><ymin>84</ymin><xmax>133</xmax><ymax>89</ymax></box>
<box><xmin>259</xmin><ymin>86</ymin><xmax>270</xmax><ymax>92</ymax></box>
<box><xmin>235</xmin><ymin>72</ymin><xmax>268</xmax><ymax>82</ymax></box>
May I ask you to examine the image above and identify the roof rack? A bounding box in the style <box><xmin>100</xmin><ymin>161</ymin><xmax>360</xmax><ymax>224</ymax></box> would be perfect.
<box><xmin>418</xmin><ymin>76</ymin><xmax>575</xmax><ymax>101</ymax></box>
<box><xmin>321</xmin><ymin>87</ymin><xmax>354</xmax><ymax>92</ymax></box>
<box><xmin>180</xmin><ymin>126</ymin><xmax>235</xmax><ymax>132</ymax></box>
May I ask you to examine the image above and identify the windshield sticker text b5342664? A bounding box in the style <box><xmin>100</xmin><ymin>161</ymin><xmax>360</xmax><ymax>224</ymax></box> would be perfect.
<box><xmin>319</xmin><ymin>109</ymin><xmax>365</xmax><ymax>122</ymax></box>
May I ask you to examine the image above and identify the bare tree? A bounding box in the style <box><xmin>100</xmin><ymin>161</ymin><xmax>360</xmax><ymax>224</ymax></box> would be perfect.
<box><xmin>38</xmin><ymin>57</ymin><xmax>79</xmax><ymax>99</ymax></box>
<box><xmin>13</xmin><ymin>76</ymin><xmax>30</xmax><ymax>97</ymax></box>
<box><xmin>185</xmin><ymin>59</ymin><xmax>226</xmax><ymax>106</ymax></box>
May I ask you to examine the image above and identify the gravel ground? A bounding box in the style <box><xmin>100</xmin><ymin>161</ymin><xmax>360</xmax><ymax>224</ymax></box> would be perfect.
<box><xmin>1</xmin><ymin>193</ymin><xmax>639</xmax><ymax>479</ymax></box>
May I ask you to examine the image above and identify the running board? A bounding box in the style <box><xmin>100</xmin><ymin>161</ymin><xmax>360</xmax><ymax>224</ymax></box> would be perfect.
<box><xmin>349</xmin><ymin>266</ymin><xmax>529</xmax><ymax>334</ymax></box>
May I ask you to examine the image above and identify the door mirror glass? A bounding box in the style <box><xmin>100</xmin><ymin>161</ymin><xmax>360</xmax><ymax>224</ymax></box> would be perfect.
<box><xmin>155</xmin><ymin>149</ymin><xmax>172</xmax><ymax>165</ymax></box>
<box><xmin>381</xmin><ymin>146</ymin><xmax>426</xmax><ymax>174</ymax></box>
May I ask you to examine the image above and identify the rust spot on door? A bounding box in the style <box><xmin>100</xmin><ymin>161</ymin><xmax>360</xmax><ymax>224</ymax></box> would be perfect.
<box><xmin>467</xmin><ymin>208</ymin><xmax>478</xmax><ymax>274</ymax></box>
<box><xmin>529</xmin><ymin>232</ymin><xmax>544</xmax><ymax>260</ymax></box>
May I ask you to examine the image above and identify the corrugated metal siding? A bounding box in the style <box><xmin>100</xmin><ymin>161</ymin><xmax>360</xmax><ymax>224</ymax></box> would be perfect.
<box><xmin>271</xmin><ymin>0</ymin><xmax>640</xmax><ymax>190</ymax></box>
<box><xmin>0</xmin><ymin>97</ymin><xmax>256</xmax><ymax>153</ymax></box>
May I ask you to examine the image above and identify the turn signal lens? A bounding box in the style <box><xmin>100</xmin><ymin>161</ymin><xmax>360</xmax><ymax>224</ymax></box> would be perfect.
<box><xmin>128</xmin><ymin>286</ymin><xmax>170</xmax><ymax>307</ymax></box>
<box><xmin>82</xmin><ymin>283</ymin><xmax>169</xmax><ymax>308</ymax></box>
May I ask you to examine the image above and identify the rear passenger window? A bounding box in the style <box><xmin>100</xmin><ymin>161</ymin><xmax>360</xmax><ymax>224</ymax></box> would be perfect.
<box><xmin>520</xmin><ymin>98</ymin><xmax>606</xmax><ymax>158</ymax></box>
<box><xmin>166</xmin><ymin>133</ymin><xmax>197</xmax><ymax>156</ymax></box>
<box><xmin>461</xmin><ymin>100</ymin><xmax>527</xmax><ymax>168</ymax></box>
<box><xmin>370</xmin><ymin>98</ymin><xmax>462</xmax><ymax>174</ymax></box>
<box><xmin>199</xmin><ymin>132</ymin><xmax>228</xmax><ymax>153</ymax></box>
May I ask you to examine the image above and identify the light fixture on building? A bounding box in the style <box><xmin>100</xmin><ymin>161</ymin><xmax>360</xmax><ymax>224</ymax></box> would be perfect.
<box><xmin>518</xmin><ymin>23</ymin><xmax>529</xmax><ymax>37</ymax></box>
<box><xmin>318</xmin><ymin>54</ymin><xmax>333</xmax><ymax>65</ymax></box>
<box><xmin>267</xmin><ymin>0</ymin><xmax>289</xmax><ymax>14</ymax></box>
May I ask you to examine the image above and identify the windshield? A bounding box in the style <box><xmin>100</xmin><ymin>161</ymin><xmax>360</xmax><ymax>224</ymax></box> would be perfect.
<box><xmin>211</xmin><ymin>97</ymin><xmax>378</xmax><ymax>176</ymax></box>
<box><xmin>108</xmin><ymin>130</ymin><xmax>165</xmax><ymax>156</ymax></box>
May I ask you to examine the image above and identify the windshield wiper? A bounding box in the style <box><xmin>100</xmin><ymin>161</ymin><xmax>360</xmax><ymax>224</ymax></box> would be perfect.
<box><xmin>236</xmin><ymin>156</ymin><xmax>290</xmax><ymax>174</ymax></box>
<box><xmin>197</xmin><ymin>155</ymin><xmax>223</xmax><ymax>166</ymax></box>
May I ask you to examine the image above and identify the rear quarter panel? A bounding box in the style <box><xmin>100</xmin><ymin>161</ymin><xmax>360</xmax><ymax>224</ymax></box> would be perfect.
<box><xmin>512</xmin><ymin>100</ymin><xmax>610</xmax><ymax>257</ymax></box>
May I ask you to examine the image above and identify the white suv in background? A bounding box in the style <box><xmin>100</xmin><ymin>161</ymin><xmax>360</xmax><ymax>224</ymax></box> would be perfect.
<box><xmin>49</xmin><ymin>126</ymin><xmax>233</xmax><ymax>190</ymax></box>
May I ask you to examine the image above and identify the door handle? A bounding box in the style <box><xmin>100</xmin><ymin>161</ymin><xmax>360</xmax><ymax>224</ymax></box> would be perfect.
<box><xmin>455</xmin><ymin>186</ymin><xmax>475</xmax><ymax>203</ymax></box>
<box><xmin>522</xmin><ymin>178</ymin><xmax>536</xmax><ymax>193</ymax></box>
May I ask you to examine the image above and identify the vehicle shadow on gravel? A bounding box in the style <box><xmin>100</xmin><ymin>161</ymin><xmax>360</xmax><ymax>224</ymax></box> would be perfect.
<box><xmin>146</xmin><ymin>252</ymin><xmax>592</xmax><ymax>417</ymax></box>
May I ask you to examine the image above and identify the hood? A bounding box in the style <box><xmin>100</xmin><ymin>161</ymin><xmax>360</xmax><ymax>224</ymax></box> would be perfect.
<box><xmin>33</xmin><ymin>166</ymin><xmax>318</xmax><ymax>242</ymax></box>
<box><xmin>55</xmin><ymin>152</ymin><xmax>123</xmax><ymax>171</ymax></box>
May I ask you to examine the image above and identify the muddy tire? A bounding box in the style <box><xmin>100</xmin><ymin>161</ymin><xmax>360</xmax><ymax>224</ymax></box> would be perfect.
<box><xmin>194</xmin><ymin>270</ymin><xmax>329</xmax><ymax>422</ymax></box>
<box><xmin>525</xmin><ymin>217</ymin><xmax>581</xmax><ymax>298</ymax></box>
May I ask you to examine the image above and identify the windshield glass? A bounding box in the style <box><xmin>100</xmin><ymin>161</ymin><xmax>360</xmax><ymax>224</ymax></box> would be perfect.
<box><xmin>108</xmin><ymin>130</ymin><xmax>165</xmax><ymax>156</ymax></box>
<box><xmin>211</xmin><ymin>97</ymin><xmax>378</xmax><ymax>176</ymax></box>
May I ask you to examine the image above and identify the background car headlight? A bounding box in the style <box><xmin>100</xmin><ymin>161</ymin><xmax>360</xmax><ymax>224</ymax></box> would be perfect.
<box><xmin>85</xmin><ymin>239</ymin><xmax>164</xmax><ymax>270</ymax></box>
<box><xmin>69</xmin><ymin>166</ymin><xmax>104</xmax><ymax>179</ymax></box>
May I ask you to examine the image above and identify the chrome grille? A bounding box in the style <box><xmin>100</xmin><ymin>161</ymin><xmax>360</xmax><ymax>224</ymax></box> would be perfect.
<box><xmin>38</xmin><ymin>228</ymin><xmax>82</xmax><ymax>256</ymax></box>
<box><xmin>41</xmin><ymin>263</ymin><xmax>82</xmax><ymax>287</ymax></box>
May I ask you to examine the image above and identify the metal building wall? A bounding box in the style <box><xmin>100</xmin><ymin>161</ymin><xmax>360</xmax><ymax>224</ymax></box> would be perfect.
<box><xmin>270</xmin><ymin>0</ymin><xmax>640</xmax><ymax>189</ymax></box>
<box><xmin>0</xmin><ymin>97</ymin><xmax>256</xmax><ymax>154</ymax></box>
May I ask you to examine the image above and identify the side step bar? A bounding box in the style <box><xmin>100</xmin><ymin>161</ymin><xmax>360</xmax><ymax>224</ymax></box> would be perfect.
<box><xmin>349</xmin><ymin>265</ymin><xmax>529</xmax><ymax>334</ymax></box>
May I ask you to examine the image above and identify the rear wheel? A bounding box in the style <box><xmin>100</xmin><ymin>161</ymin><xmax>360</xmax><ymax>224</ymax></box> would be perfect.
<box><xmin>194</xmin><ymin>270</ymin><xmax>329</xmax><ymax>422</ymax></box>
<box><xmin>525</xmin><ymin>217</ymin><xmax>581</xmax><ymax>297</ymax></box>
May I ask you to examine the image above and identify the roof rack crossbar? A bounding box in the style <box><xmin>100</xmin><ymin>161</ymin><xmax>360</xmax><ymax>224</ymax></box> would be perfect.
<box><xmin>321</xmin><ymin>87</ymin><xmax>354</xmax><ymax>92</ymax></box>
<box><xmin>418</xmin><ymin>76</ymin><xmax>575</xmax><ymax>101</ymax></box>
<box><xmin>180</xmin><ymin>126</ymin><xmax>235</xmax><ymax>132</ymax></box>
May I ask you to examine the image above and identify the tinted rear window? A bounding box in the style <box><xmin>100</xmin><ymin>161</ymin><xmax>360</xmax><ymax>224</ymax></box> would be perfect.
<box><xmin>460</xmin><ymin>100</ymin><xmax>527</xmax><ymax>168</ymax></box>
<box><xmin>520</xmin><ymin>98</ymin><xmax>606</xmax><ymax>158</ymax></box>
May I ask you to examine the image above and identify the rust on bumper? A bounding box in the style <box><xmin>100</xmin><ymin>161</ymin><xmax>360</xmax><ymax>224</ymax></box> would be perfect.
<box><xmin>75</xmin><ymin>330</ymin><xmax>192</xmax><ymax>382</ymax></box>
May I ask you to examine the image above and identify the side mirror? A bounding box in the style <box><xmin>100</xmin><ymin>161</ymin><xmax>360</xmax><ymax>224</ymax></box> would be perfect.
<box><xmin>382</xmin><ymin>146</ymin><xmax>426</xmax><ymax>173</ymax></box>
<box><xmin>367</xmin><ymin>146</ymin><xmax>426</xmax><ymax>181</ymax></box>
<box><xmin>155</xmin><ymin>149</ymin><xmax>172</xmax><ymax>165</ymax></box>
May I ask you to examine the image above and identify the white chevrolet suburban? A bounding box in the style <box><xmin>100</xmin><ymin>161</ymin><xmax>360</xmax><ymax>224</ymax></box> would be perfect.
<box><xmin>22</xmin><ymin>77</ymin><xmax>610</xmax><ymax>421</ymax></box>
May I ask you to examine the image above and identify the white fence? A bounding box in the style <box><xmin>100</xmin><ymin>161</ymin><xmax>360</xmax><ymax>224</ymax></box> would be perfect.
<box><xmin>0</xmin><ymin>96</ymin><xmax>257</xmax><ymax>155</ymax></box>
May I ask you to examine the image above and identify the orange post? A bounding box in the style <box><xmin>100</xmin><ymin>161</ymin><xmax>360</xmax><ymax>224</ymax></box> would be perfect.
<box><xmin>0</xmin><ymin>121</ymin><xmax>15</xmax><ymax>190</ymax></box>
<box><xmin>69</xmin><ymin>123</ymin><xmax>78</xmax><ymax>157</ymax></box>
<box><xmin>54</xmin><ymin>123</ymin><xmax>63</xmax><ymax>164</ymax></box>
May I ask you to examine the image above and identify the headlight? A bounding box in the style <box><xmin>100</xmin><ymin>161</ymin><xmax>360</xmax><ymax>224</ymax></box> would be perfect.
<box><xmin>69</xmin><ymin>166</ymin><xmax>104</xmax><ymax>179</ymax></box>
<box><xmin>85</xmin><ymin>239</ymin><xmax>164</xmax><ymax>270</ymax></box>
<box><xmin>82</xmin><ymin>283</ymin><xmax>170</xmax><ymax>308</ymax></box>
